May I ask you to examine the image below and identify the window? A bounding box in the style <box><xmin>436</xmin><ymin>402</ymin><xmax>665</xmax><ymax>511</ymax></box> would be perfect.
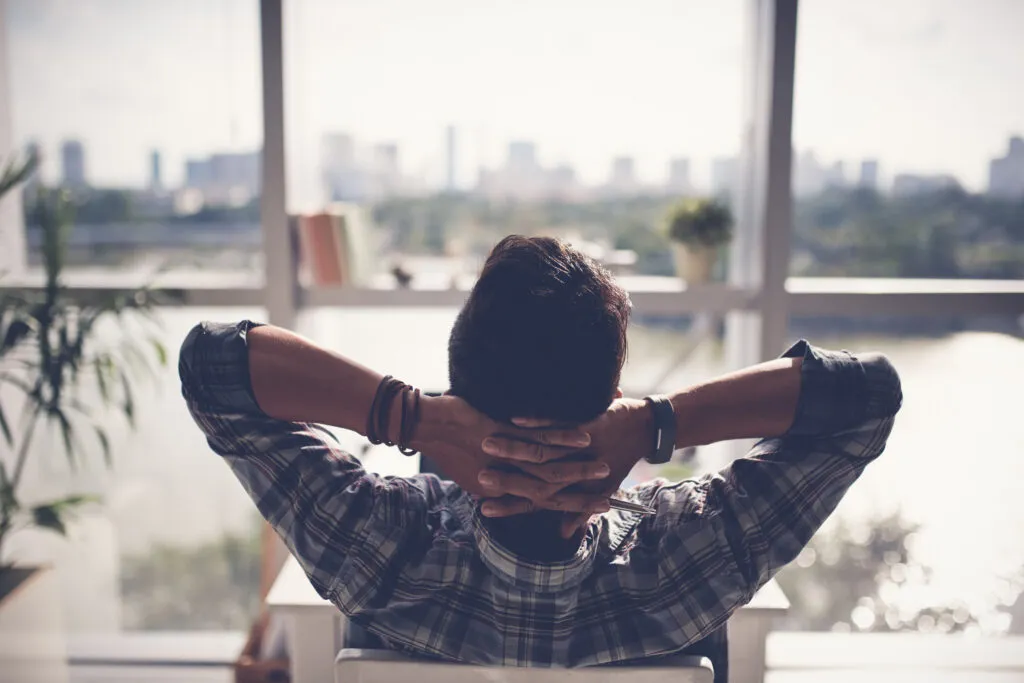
<box><xmin>5</xmin><ymin>0</ymin><xmax>266</xmax><ymax>633</ymax></box>
<box><xmin>7</xmin><ymin>0</ymin><xmax>264</xmax><ymax>284</ymax></box>
<box><xmin>285</xmin><ymin>0</ymin><xmax>745</xmax><ymax>284</ymax></box>
<box><xmin>4</xmin><ymin>306</ymin><xmax>265</xmax><ymax>632</ymax></box>
<box><xmin>790</xmin><ymin>0</ymin><xmax>1024</xmax><ymax>280</ymax></box>
<box><xmin>775</xmin><ymin>315</ymin><xmax>1024</xmax><ymax>635</ymax></box>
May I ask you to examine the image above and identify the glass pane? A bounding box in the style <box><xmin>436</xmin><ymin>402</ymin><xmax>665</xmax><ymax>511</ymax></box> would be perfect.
<box><xmin>791</xmin><ymin>0</ymin><xmax>1024</xmax><ymax>279</ymax></box>
<box><xmin>285</xmin><ymin>0</ymin><xmax>744</xmax><ymax>285</ymax></box>
<box><xmin>6</xmin><ymin>0</ymin><xmax>264</xmax><ymax>285</ymax></box>
<box><xmin>4</xmin><ymin>307</ymin><xmax>265</xmax><ymax>633</ymax></box>
<box><xmin>774</xmin><ymin>316</ymin><xmax>1024</xmax><ymax>636</ymax></box>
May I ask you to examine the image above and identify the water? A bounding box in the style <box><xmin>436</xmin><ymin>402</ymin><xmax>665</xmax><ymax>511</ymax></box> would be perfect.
<box><xmin>5</xmin><ymin>306</ymin><xmax>1024</xmax><ymax>632</ymax></box>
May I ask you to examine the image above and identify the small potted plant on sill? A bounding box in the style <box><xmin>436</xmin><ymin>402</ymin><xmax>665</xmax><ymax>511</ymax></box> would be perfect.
<box><xmin>1</xmin><ymin>150</ymin><xmax>169</xmax><ymax>676</ymax></box>
<box><xmin>664</xmin><ymin>197</ymin><xmax>734</xmax><ymax>284</ymax></box>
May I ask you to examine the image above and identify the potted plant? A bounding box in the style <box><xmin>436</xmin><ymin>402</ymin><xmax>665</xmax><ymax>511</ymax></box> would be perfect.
<box><xmin>664</xmin><ymin>197</ymin><xmax>734</xmax><ymax>284</ymax></box>
<box><xmin>0</xmin><ymin>150</ymin><xmax>169</xmax><ymax>677</ymax></box>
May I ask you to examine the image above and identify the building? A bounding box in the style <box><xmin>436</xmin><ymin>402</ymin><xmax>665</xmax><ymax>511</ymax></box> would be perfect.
<box><xmin>547</xmin><ymin>164</ymin><xmax>579</xmax><ymax>200</ymax></box>
<box><xmin>61</xmin><ymin>139</ymin><xmax>87</xmax><ymax>187</ymax></box>
<box><xmin>988</xmin><ymin>136</ymin><xmax>1024</xmax><ymax>198</ymax></box>
<box><xmin>793</xmin><ymin>150</ymin><xmax>845</xmax><ymax>196</ymax></box>
<box><xmin>667</xmin><ymin>157</ymin><xmax>692</xmax><ymax>195</ymax></box>
<box><xmin>149</xmin><ymin>150</ymin><xmax>163</xmax><ymax>191</ymax></box>
<box><xmin>859</xmin><ymin>159</ymin><xmax>879</xmax><ymax>191</ymax></box>
<box><xmin>607</xmin><ymin>156</ymin><xmax>637</xmax><ymax>195</ymax></box>
<box><xmin>507</xmin><ymin>141</ymin><xmax>537</xmax><ymax>173</ymax></box>
<box><xmin>322</xmin><ymin>133</ymin><xmax>366</xmax><ymax>202</ymax></box>
<box><xmin>370</xmin><ymin>143</ymin><xmax>401</xmax><ymax>198</ymax></box>
<box><xmin>892</xmin><ymin>173</ymin><xmax>961</xmax><ymax>197</ymax></box>
<box><xmin>711</xmin><ymin>156</ymin><xmax>739</xmax><ymax>197</ymax></box>
<box><xmin>184</xmin><ymin>150</ymin><xmax>261</xmax><ymax>205</ymax></box>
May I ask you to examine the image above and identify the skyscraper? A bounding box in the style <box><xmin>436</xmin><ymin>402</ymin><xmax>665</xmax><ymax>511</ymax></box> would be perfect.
<box><xmin>61</xmin><ymin>139</ymin><xmax>87</xmax><ymax>187</ymax></box>
<box><xmin>667</xmin><ymin>157</ymin><xmax>691</xmax><ymax>195</ymax></box>
<box><xmin>507</xmin><ymin>141</ymin><xmax>537</xmax><ymax>172</ymax></box>
<box><xmin>149</xmin><ymin>149</ymin><xmax>163</xmax><ymax>191</ymax></box>
<box><xmin>371</xmin><ymin>143</ymin><xmax>400</xmax><ymax>197</ymax></box>
<box><xmin>609</xmin><ymin>156</ymin><xmax>636</xmax><ymax>194</ymax></box>
<box><xmin>321</xmin><ymin>133</ymin><xmax>364</xmax><ymax>201</ymax></box>
<box><xmin>988</xmin><ymin>136</ymin><xmax>1024</xmax><ymax>198</ymax></box>
<box><xmin>710</xmin><ymin>157</ymin><xmax>739</xmax><ymax>197</ymax></box>
<box><xmin>859</xmin><ymin>159</ymin><xmax>879</xmax><ymax>191</ymax></box>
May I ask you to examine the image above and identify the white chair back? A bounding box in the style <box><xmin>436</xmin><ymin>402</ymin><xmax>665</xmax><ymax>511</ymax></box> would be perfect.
<box><xmin>335</xmin><ymin>648</ymin><xmax>713</xmax><ymax>683</ymax></box>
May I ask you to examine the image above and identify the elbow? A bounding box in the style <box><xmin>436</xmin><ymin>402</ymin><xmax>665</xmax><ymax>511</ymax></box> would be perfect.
<box><xmin>860</xmin><ymin>352</ymin><xmax>903</xmax><ymax>420</ymax></box>
<box><xmin>178</xmin><ymin>322</ymin><xmax>208</xmax><ymax>398</ymax></box>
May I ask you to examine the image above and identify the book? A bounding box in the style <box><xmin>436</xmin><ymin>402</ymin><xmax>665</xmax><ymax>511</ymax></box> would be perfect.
<box><xmin>295</xmin><ymin>204</ymin><xmax>373</xmax><ymax>287</ymax></box>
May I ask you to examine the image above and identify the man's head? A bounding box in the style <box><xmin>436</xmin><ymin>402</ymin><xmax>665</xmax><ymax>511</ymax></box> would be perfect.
<box><xmin>449</xmin><ymin>235</ymin><xmax>631</xmax><ymax>426</ymax></box>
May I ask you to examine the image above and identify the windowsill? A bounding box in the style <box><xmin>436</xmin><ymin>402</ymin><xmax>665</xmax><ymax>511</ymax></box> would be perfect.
<box><xmin>68</xmin><ymin>631</ymin><xmax>245</xmax><ymax>667</ymax></box>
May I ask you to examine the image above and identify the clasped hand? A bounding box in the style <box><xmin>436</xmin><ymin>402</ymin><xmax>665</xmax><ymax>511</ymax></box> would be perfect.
<box><xmin>415</xmin><ymin>395</ymin><xmax>650</xmax><ymax>533</ymax></box>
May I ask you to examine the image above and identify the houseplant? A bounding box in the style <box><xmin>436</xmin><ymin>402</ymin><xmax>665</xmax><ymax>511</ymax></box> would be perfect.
<box><xmin>0</xmin><ymin>150</ymin><xmax>169</xmax><ymax>673</ymax></box>
<box><xmin>664</xmin><ymin>197</ymin><xmax>734</xmax><ymax>283</ymax></box>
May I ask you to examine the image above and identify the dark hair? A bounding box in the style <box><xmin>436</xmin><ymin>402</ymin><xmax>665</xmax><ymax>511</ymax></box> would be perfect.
<box><xmin>449</xmin><ymin>235</ymin><xmax>631</xmax><ymax>425</ymax></box>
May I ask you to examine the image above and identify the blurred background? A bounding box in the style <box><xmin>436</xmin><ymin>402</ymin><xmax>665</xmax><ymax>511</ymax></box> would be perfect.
<box><xmin>0</xmin><ymin>0</ymin><xmax>1022</xmax><ymax>681</ymax></box>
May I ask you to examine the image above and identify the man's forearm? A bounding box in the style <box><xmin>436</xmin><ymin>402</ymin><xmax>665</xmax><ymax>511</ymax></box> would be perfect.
<box><xmin>247</xmin><ymin>325</ymin><xmax>403</xmax><ymax>441</ymax></box>
<box><xmin>671</xmin><ymin>356</ymin><xmax>804</xmax><ymax>448</ymax></box>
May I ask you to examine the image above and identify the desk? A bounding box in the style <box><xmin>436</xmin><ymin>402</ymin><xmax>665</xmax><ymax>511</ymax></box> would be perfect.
<box><xmin>268</xmin><ymin>554</ymin><xmax>789</xmax><ymax>683</ymax></box>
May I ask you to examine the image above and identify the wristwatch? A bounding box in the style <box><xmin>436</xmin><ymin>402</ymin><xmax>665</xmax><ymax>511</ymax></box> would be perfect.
<box><xmin>643</xmin><ymin>395</ymin><xmax>676</xmax><ymax>464</ymax></box>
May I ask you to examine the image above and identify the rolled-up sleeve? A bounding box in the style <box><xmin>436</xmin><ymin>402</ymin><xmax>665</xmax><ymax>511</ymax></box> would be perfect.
<box><xmin>178</xmin><ymin>320</ymin><xmax>431</xmax><ymax>613</ymax></box>
<box><xmin>639</xmin><ymin>341</ymin><xmax>902</xmax><ymax>638</ymax></box>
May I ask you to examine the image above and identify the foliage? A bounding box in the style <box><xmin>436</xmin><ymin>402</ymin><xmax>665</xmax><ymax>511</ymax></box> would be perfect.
<box><xmin>0</xmin><ymin>149</ymin><xmax>40</xmax><ymax>200</ymax></box>
<box><xmin>121</xmin><ymin>525</ymin><xmax>262</xmax><ymax>629</ymax></box>
<box><xmin>664</xmin><ymin>198</ymin><xmax>734</xmax><ymax>247</ymax></box>
<box><xmin>792</xmin><ymin>187</ymin><xmax>1024</xmax><ymax>279</ymax></box>
<box><xmin>0</xmin><ymin>179</ymin><xmax>171</xmax><ymax>570</ymax></box>
<box><xmin>775</xmin><ymin>511</ymin><xmax>987</xmax><ymax>634</ymax></box>
<box><xmin>367</xmin><ymin>188</ymin><xmax>1024</xmax><ymax>280</ymax></box>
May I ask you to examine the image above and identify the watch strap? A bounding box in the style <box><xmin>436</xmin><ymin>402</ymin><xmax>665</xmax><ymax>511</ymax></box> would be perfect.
<box><xmin>643</xmin><ymin>395</ymin><xmax>676</xmax><ymax>464</ymax></box>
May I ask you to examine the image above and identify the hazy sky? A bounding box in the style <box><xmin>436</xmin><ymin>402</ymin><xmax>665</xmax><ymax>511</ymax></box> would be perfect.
<box><xmin>6</xmin><ymin>0</ymin><xmax>1024</xmax><ymax>204</ymax></box>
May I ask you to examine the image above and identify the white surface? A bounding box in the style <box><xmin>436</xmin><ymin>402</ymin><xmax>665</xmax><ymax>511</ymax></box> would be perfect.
<box><xmin>68</xmin><ymin>631</ymin><xmax>244</xmax><ymax>665</ymax></box>
<box><xmin>0</xmin><ymin>567</ymin><xmax>70</xmax><ymax>683</ymax></box>
<box><xmin>767</xmin><ymin>633</ymin><xmax>1024</xmax><ymax>670</ymax></box>
<box><xmin>335</xmin><ymin>649</ymin><xmax>713</xmax><ymax>683</ymax></box>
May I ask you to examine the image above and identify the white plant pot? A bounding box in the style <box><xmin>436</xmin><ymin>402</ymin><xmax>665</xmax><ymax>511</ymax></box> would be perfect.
<box><xmin>672</xmin><ymin>243</ymin><xmax>717</xmax><ymax>284</ymax></box>
<box><xmin>0</xmin><ymin>566</ymin><xmax>70</xmax><ymax>683</ymax></box>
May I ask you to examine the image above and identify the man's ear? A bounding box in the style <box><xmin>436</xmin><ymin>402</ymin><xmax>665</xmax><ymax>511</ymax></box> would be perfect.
<box><xmin>615</xmin><ymin>387</ymin><xmax>623</xmax><ymax>398</ymax></box>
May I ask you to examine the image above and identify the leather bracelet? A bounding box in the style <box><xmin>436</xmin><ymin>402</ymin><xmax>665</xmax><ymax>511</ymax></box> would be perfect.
<box><xmin>366</xmin><ymin>375</ymin><xmax>395</xmax><ymax>445</ymax></box>
<box><xmin>643</xmin><ymin>395</ymin><xmax>676</xmax><ymax>464</ymax></box>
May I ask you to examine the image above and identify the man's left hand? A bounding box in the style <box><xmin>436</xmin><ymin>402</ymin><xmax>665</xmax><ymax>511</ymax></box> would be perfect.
<box><xmin>413</xmin><ymin>394</ymin><xmax>611</xmax><ymax>498</ymax></box>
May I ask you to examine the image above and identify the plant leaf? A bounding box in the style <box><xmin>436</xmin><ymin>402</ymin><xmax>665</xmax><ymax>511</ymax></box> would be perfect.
<box><xmin>120</xmin><ymin>370</ymin><xmax>136</xmax><ymax>426</ymax></box>
<box><xmin>31</xmin><ymin>505</ymin><xmax>66</xmax><ymax>536</ymax></box>
<box><xmin>29</xmin><ymin>493</ymin><xmax>100</xmax><ymax>537</ymax></box>
<box><xmin>151</xmin><ymin>339</ymin><xmax>168</xmax><ymax>367</ymax></box>
<box><xmin>52</xmin><ymin>407</ymin><xmax>78</xmax><ymax>469</ymax></box>
<box><xmin>0</xmin><ymin>400</ymin><xmax>11</xmax><ymax>446</ymax></box>
<box><xmin>94</xmin><ymin>426</ymin><xmax>112</xmax><ymax>468</ymax></box>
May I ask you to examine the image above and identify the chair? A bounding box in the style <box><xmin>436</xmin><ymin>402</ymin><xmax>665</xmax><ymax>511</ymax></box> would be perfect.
<box><xmin>335</xmin><ymin>648</ymin><xmax>714</xmax><ymax>683</ymax></box>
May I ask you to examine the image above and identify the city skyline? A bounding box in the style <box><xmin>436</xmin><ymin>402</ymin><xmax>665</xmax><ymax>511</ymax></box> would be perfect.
<box><xmin>7</xmin><ymin>0</ymin><xmax>1024</xmax><ymax>201</ymax></box>
<box><xmin>41</xmin><ymin>132</ymin><xmax>1024</xmax><ymax>204</ymax></box>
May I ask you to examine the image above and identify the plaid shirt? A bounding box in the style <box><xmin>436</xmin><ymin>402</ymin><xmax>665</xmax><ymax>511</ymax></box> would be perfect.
<box><xmin>179</xmin><ymin>320</ymin><xmax>902</xmax><ymax>667</ymax></box>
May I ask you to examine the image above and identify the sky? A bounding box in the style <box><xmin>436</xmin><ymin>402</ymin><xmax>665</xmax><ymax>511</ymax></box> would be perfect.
<box><xmin>5</xmin><ymin>0</ymin><xmax>1024</xmax><ymax>205</ymax></box>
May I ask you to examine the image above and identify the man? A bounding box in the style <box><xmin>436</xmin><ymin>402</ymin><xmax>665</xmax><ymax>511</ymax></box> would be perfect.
<box><xmin>180</xmin><ymin>235</ymin><xmax>901</xmax><ymax>678</ymax></box>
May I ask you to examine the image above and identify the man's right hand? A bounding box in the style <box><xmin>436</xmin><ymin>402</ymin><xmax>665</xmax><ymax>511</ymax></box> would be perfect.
<box><xmin>413</xmin><ymin>394</ymin><xmax>612</xmax><ymax>499</ymax></box>
<box><xmin>476</xmin><ymin>398</ymin><xmax>654</xmax><ymax>529</ymax></box>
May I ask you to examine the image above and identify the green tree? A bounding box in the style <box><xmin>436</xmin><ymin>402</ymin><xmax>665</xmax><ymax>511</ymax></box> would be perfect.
<box><xmin>121</xmin><ymin>524</ymin><xmax>262</xmax><ymax>630</ymax></box>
